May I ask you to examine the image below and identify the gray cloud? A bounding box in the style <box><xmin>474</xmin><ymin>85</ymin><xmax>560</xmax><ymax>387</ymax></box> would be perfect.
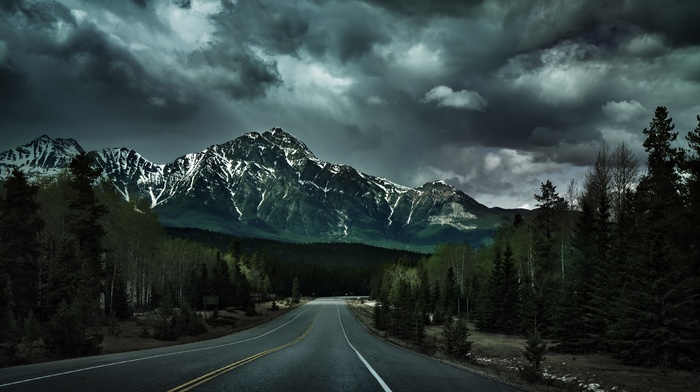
<box><xmin>421</xmin><ymin>85</ymin><xmax>488</xmax><ymax>111</ymax></box>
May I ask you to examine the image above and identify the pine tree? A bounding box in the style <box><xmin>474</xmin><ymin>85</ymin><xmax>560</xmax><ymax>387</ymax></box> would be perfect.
<box><xmin>0</xmin><ymin>271</ymin><xmax>16</xmax><ymax>343</ymax></box>
<box><xmin>291</xmin><ymin>276</ymin><xmax>301</xmax><ymax>304</ymax></box>
<box><xmin>195</xmin><ymin>262</ymin><xmax>211</xmax><ymax>310</ymax></box>
<box><xmin>442</xmin><ymin>317</ymin><xmax>472</xmax><ymax>359</ymax></box>
<box><xmin>417</xmin><ymin>269</ymin><xmax>432</xmax><ymax>326</ymax></box>
<box><xmin>0</xmin><ymin>168</ymin><xmax>43</xmax><ymax>322</ymax></box>
<box><xmin>107</xmin><ymin>265</ymin><xmax>130</xmax><ymax>320</ymax></box>
<box><xmin>480</xmin><ymin>248</ymin><xmax>504</xmax><ymax>332</ymax></box>
<box><xmin>532</xmin><ymin>180</ymin><xmax>567</xmax><ymax>333</ymax></box>
<box><xmin>212</xmin><ymin>252</ymin><xmax>232</xmax><ymax>308</ymax></box>
<box><xmin>552</xmin><ymin>198</ymin><xmax>597</xmax><ymax>353</ymax></box>
<box><xmin>231</xmin><ymin>261</ymin><xmax>250</xmax><ymax>309</ymax></box>
<box><xmin>41</xmin><ymin>154</ymin><xmax>108</xmax><ymax>357</ymax></box>
<box><xmin>501</xmin><ymin>244</ymin><xmax>520</xmax><ymax>334</ymax></box>
<box><xmin>521</xmin><ymin>327</ymin><xmax>547</xmax><ymax>383</ymax></box>
<box><xmin>373</xmin><ymin>283</ymin><xmax>389</xmax><ymax>331</ymax></box>
<box><xmin>607</xmin><ymin>107</ymin><xmax>700</xmax><ymax>369</ymax></box>
<box><xmin>442</xmin><ymin>266</ymin><xmax>458</xmax><ymax>316</ymax></box>
<box><xmin>66</xmin><ymin>153</ymin><xmax>107</xmax><ymax>301</ymax></box>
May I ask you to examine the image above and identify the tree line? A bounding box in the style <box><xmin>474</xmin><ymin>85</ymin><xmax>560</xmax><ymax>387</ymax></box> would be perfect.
<box><xmin>0</xmin><ymin>152</ymin><xmax>394</xmax><ymax>364</ymax></box>
<box><xmin>371</xmin><ymin>106</ymin><xmax>700</xmax><ymax>371</ymax></box>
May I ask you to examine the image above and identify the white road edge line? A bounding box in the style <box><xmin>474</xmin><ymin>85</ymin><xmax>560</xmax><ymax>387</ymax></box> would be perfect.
<box><xmin>336</xmin><ymin>304</ymin><xmax>392</xmax><ymax>392</ymax></box>
<box><xmin>0</xmin><ymin>305</ymin><xmax>313</xmax><ymax>389</ymax></box>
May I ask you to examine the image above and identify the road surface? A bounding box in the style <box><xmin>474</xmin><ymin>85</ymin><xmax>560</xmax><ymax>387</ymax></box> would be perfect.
<box><xmin>0</xmin><ymin>298</ymin><xmax>521</xmax><ymax>391</ymax></box>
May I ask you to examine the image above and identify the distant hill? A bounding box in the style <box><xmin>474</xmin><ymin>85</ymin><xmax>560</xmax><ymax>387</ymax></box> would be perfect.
<box><xmin>163</xmin><ymin>227</ymin><xmax>428</xmax><ymax>268</ymax></box>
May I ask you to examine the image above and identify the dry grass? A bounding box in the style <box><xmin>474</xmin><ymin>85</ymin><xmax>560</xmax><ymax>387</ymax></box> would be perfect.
<box><xmin>102</xmin><ymin>300</ymin><xmax>295</xmax><ymax>355</ymax></box>
<box><xmin>346</xmin><ymin>300</ymin><xmax>700</xmax><ymax>392</ymax></box>
<box><xmin>2</xmin><ymin>300</ymin><xmax>297</xmax><ymax>366</ymax></box>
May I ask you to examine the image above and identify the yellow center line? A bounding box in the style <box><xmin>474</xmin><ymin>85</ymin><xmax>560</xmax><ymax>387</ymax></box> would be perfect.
<box><xmin>167</xmin><ymin>307</ymin><xmax>324</xmax><ymax>392</ymax></box>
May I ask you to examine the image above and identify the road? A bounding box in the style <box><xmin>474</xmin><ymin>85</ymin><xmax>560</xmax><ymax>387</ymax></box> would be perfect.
<box><xmin>0</xmin><ymin>298</ymin><xmax>521</xmax><ymax>391</ymax></box>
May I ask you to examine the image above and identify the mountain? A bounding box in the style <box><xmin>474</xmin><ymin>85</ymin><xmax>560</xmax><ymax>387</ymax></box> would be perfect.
<box><xmin>0</xmin><ymin>129</ymin><xmax>526</xmax><ymax>251</ymax></box>
<box><xmin>0</xmin><ymin>135</ymin><xmax>84</xmax><ymax>179</ymax></box>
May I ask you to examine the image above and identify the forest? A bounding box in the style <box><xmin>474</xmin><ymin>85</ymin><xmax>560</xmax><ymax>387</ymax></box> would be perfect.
<box><xmin>0</xmin><ymin>152</ymin><xmax>419</xmax><ymax>364</ymax></box>
<box><xmin>370</xmin><ymin>106</ymin><xmax>700</xmax><ymax>372</ymax></box>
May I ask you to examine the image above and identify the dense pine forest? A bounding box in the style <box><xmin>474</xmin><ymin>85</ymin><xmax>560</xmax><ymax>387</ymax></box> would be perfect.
<box><xmin>0</xmin><ymin>153</ymin><xmax>421</xmax><ymax>364</ymax></box>
<box><xmin>371</xmin><ymin>107</ymin><xmax>700</xmax><ymax>371</ymax></box>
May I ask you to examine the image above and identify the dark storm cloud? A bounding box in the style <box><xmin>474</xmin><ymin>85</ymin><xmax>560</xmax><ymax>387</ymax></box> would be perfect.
<box><xmin>303</xmin><ymin>3</ymin><xmax>391</xmax><ymax>63</ymax></box>
<box><xmin>363</xmin><ymin>0</ymin><xmax>484</xmax><ymax>18</ymax></box>
<box><xmin>498</xmin><ymin>0</ymin><xmax>700</xmax><ymax>52</ymax></box>
<box><xmin>182</xmin><ymin>0</ymin><xmax>317</xmax><ymax>99</ymax></box>
<box><xmin>212</xmin><ymin>0</ymin><xmax>309</xmax><ymax>56</ymax></box>
<box><xmin>1</xmin><ymin>0</ymin><xmax>700</xmax><ymax>208</ymax></box>
<box><xmin>0</xmin><ymin>46</ymin><xmax>26</xmax><ymax>103</ymax></box>
<box><xmin>619</xmin><ymin>0</ymin><xmax>700</xmax><ymax>47</ymax></box>
<box><xmin>131</xmin><ymin>0</ymin><xmax>148</xmax><ymax>9</ymax></box>
<box><xmin>2</xmin><ymin>1</ymin><xmax>200</xmax><ymax>124</ymax></box>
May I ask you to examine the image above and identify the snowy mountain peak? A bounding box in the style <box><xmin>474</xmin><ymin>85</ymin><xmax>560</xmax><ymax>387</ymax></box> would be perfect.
<box><xmin>261</xmin><ymin>127</ymin><xmax>317</xmax><ymax>165</ymax></box>
<box><xmin>0</xmin><ymin>134</ymin><xmax>84</xmax><ymax>178</ymax></box>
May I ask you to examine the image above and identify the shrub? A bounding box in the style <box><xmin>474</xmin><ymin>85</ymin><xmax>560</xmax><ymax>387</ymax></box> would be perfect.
<box><xmin>520</xmin><ymin>328</ymin><xmax>547</xmax><ymax>383</ymax></box>
<box><xmin>442</xmin><ymin>317</ymin><xmax>472</xmax><ymax>359</ymax></box>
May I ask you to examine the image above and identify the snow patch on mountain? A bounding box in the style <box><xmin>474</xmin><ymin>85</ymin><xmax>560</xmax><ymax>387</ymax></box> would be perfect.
<box><xmin>428</xmin><ymin>202</ymin><xmax>478</xmax><ymax>231</ymax></box>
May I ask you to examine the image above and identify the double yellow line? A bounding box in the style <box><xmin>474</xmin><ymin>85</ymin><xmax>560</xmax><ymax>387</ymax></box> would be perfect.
<box><xmin>168</xmin><ymin>308</ymin><xmax>324</xmax><ymax>392</ymax></box>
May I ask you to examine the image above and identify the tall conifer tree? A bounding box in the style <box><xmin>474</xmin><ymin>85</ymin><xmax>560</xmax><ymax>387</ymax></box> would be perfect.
<box><xmin>0</xmin><ymin>168</ymin><xmax>43</xmax><ymax>322</ymax></box>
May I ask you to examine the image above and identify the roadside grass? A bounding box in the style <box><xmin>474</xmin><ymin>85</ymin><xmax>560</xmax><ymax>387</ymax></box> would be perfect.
<box><xmin>2</xmin><ymin>300</ymin><xmax>300</xmax><ymax>366</ymax></box>
<box><xmin>347</xmin><ymin>300</ymin><xmax>700</xmax><ymax>392</ymax></box>
<box><xmin>101</xmin><ymin>300</ymin><xmax>296</xmax><ymax>354</ymax></box>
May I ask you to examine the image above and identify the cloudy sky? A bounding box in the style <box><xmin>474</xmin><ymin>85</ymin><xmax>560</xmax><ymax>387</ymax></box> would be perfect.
<box><xmin>1</xmin><ymin>0</ymin><xmax>700</xmax><ymax>208</ymax></box>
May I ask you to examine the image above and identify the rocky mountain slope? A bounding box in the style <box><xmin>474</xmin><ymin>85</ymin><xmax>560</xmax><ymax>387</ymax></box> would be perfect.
<box><xmin>0</xmin><ymin>129</ymin><xmax>524</xmax><ymax>250</ymax></box>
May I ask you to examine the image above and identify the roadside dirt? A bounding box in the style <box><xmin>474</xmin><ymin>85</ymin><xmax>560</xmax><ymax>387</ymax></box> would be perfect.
<box><xmin>346</xmin><ymin>299</ymin><xmax>700</xmax><ymax>392</ymax></box>
<box><xmin>3</xmin><ymin>300</ymin><xmax>301</xmax><ymax>367</ymax></box>
<box><xmin>102</xmin><ymin>300</ymin><xmax>297</xmax><ymax>355</ymax></box>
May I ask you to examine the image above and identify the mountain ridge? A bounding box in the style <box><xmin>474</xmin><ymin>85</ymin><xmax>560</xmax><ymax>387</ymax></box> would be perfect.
<box><xmin>0</xmin><ymin>129</ymin><xmax>526</xmax><ymax>251</ymax></box>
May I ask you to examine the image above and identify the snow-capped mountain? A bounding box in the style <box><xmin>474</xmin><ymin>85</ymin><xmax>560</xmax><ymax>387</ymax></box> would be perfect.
<box><xmin>0</xmin><ymin>135</ymin><xmax>84</xmax><ymax>179</ymax></box>
<box><xmin>0</xmin><ymin>129</ymin><xmax>522</xmax><ymax>250</ymax></box>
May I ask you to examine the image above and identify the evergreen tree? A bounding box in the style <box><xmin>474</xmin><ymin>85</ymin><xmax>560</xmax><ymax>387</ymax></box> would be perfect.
<box><xmin>372</xmin><ymin>282</ymin><xmax>389</xmax><ymax>331</ymax></box>
<box><xmin>417</xmin><ymin>269</ymin><xmax>432</xmax><ymax>326</ymax></box>
<box><xmin>195</xmin><ymin>262</ymin><xmax>211</xmax><ymax>310</ymax></box>
<box><xmin>608</xmin><ymin>107</ymin><xmax>700</xmax><ymax>369</ymax></box>
<box><xmin>106</xmin><ymin>263</ymin><xmax>130</xmax><ymax>320</ymax></box>
<box><xmin>533</xmin><ymin>180</ymin><xmax>566</xmax><ymax>284</ymax></box>
<box><xmin>0</xmin><ymin>168</ymin><xmax>43</xmax><ymax>322</ymax></box>
<box><xmin>291</xmin><ymin>276</ymin><xmax>301</xmax><ymax>304</ymax></box>
<box><xmin>0</xmin><ymin>271</ymin><xmax>16</xmax><ymax>343</ymax></box>
<box><xmin>531</xmin><ymin>180</ymin><xmax>566</xmax><ymax>333</ymax></box>
<box><xmin>231</xmin><ymin>261</ymin><xmax>250</xmax><ymax>309</ymax></box>
<box><xmin>211</xmin><ymin>252</ymin><xmax>232</xmax><ymax>308</ymax></box>
<box><xmin>66</xmin><ymin>153</ymin><xmax>107</xmax><ymax>301</ymax></box>
<box><xmin>480</xmin><ymin>248</ymin><xmax>504</xmax><ymax>332</ymax></box>
<box><xmin>430</xmin><ymin>280</ymin><xmax>441</xmax><ymax>322</ymax></box>
<box><xmin>552</xmin><ymin>198</ymin><xmax>597</xmax><ymax>353</ymax></box>
<box><xmin>521</xmin><ymin>327</ymin><xmax>547</xmax><ymax>383</ymax></box>
<box><xmin>44</xmin><ymin>298</ymin><xmax>103</xmax><ymax>358</ymax></box>
<box><xmin>442</xmin><ymin>317</ymin><xmax>472</xmax><ymax>359</ymax></box>
<box><xmin>500</xmin><ymin>244</ymin><xmax>520</xmax><ymax>334</ymax></box>
<box><xmin>42</xmin><ymin>154</ymin><xmax>107</xmax><ymax>357</ymax></box>
<box><xmin>442</xmin><ymin>266</ymin><xmax>458</xmax><ymax>316</ymax></box>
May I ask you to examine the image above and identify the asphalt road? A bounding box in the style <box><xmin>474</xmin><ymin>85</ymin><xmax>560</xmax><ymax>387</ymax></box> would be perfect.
<box><xmin>0</xmin><ymin>298</ymin><xmax>521</xmax><ymax>391</ymax></box>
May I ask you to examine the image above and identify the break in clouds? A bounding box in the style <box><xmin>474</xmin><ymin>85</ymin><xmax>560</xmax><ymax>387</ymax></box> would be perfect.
<box><xmin>1</xmin><ymin>0</ymin><xmax>700</xmax><ymax>208</ymax></box>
